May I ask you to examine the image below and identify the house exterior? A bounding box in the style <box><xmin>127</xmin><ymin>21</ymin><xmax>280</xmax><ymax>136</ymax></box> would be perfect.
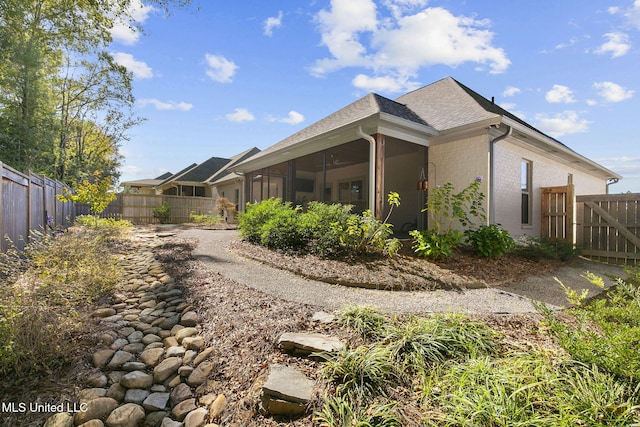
<box><xmin>154</xmin><ymin>147</ymin><xmax>260</xmax><ymax>202</ymax></box>
<box><xmin>121</xmin><ymin>172</ymin><xmax>173</xmax><ymax>195</ymax></box>
<box><xmin>233</xmin><ymin>77</ymin><xmax>620</xmax><ymax>238</ymax></box>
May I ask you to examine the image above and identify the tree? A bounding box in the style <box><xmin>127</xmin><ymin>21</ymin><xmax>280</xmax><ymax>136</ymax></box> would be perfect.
<box><xmin>0</xmin><ymin>0</ymin><xmax>190</xmax><ymax>183</ymax></box>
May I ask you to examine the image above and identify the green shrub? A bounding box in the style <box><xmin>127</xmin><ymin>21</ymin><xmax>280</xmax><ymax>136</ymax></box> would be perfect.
<box><xmin>514</xmin><ymin>236</ymin><xmax>577</xmax><ymax>261</ymax></box>
<box><xmin>238</xmin><ymin>198</ymin><xmax>289</xmax><ymax>244</ymax></box>
<box><xmin>259</xmin><ymin>203</ymin><xmax>304</xmax><ymax>251</ymax></box>
<box><xmin>409</xmin><ymin>229</ymin><xmax>462</xmax><ymax>259</ymax></box>
<box><xmin>189</xmin><ymin>211</ymin><xmax>222</xmax><ymax>225</ymax></box>
<box><xmin>152</xmin><ymin>201</ymin><xmax>171</xmax><ymax>224</ymax></box>
<box><xmin>239</xmin><ymin>194</ymin><xmax>401</xmax><ymax>257</ymax></box>
<box><xmin>538</xmin><ymin>274</ymin><xmax>640</xmax><ymax>384</ymax></box>
<box><xmin>464</xmin><ymin>224</ymin><xmax>514</xmax><ymax>258</ymax></box>
<box><xmin>422</xmin><ymin>352</ymin><xmax>639</xmax><ymax>427</ymax></box>
<box><xmin>298</xmin><ymin>202</ymin><xmax>352</xmax><ymax>256</ymax></box>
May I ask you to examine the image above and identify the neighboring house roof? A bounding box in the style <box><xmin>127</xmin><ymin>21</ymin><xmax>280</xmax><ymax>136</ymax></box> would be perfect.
<box><xmin>206</xmin><ymin>147</ymin><xmax>261</xmax><ymax>184</ymax></box>
<box><xmin>121</xmin><ymin>172</ymin><xmax>173</xmax><ymax>188</ymax></box>
<box><xmin>155</xmin><ymin>147</ymin><xmax>262</xmax><ymax>190</ymax></box>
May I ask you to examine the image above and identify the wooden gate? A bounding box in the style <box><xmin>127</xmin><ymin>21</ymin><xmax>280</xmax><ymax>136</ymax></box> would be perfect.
<box><xmin>576</xmin><ymin>193</ymin><xmax>640</xmax><ymax>264</ymax></box>
<box><xmin>541</xmin><ymin>185</ymin><xmax>574</xmax><ymax>243</ymax></box>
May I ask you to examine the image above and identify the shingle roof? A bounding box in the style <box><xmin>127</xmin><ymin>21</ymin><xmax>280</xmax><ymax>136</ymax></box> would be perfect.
<box><xmin>396</xmin><ymin>77</ymin><xmax>499</xmax><ymax>131</ymax></box>
<box><xmin>176</xmin><ymin>157</ymin><xmax>231</xmax><ymax>183</ymax></box>
<box><xmin>239</xmin><ymin>93</ymin><xmax>428</xmax><ymax>164</ymax></box>
<box><xmin>206</xmin><ymin>147</ymin><xmax>260</xmax><ymax>183</ymax></box>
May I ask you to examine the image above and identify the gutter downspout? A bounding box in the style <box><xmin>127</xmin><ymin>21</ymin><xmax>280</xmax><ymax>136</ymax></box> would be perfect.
<box><xmin>489</xmin><ymin>125</ymin><xmax>512</xmax><ymax>224</ymax></box>
<box><xmin>606</xmin><ymin>178</ymin><xmax>619</xmax><ymax>194</ymax></box>
<box><xmin>356</xmin><ymin>126</ymin><xmax>376</xmax><ymax>217</ymax></box>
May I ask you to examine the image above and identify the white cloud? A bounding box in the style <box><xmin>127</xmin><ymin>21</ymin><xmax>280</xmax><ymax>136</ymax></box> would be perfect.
<box><xmin>275</xmin><ymin>111</ymin><xmax>305</xmax><ymax>125</ymax></box>
<box><xmin>204</xmin><ymin>54</ymin><xmax>238</xmax><ymax>83</ymax></box>
<box><xmin>545</xmin><ymin>84</ymin><xmax>576</xmax><ymax>104</ymax></box>
<box><xmin>225</xmin><ymin>108</ymin><xmax>255</xmax><ymax>122</ymax></box>
<box><xmin>535</xmin><ymin>111</ymin><xmax>590</xmax><ymax>137</ymax></box>
<box><xmin>112</xmin><ymin>52</ymin><xmax>153</xmax><ymax>79</ymax></box>
<box><xmin>593</xmin><ymin>81</ymin><xmax>635</xmax><ymax>103</ymax></box>
<box><xmin>264</xmin><ymin>11</ymin><xmax>283</xmax><ymax>36</ymax></box>
<box><xmin>110</xmin><ymin>0</ymin><xmax>156</xmax><ymax>46</ymax></box>
<box><xmin>382</xmin><ymin>0</ymin><xmax>428</xmax><ymax>20</ymax></box>
<box><xmin>311</xmin><ymin>1</ymin><xmax>510</xmax><ymax>84</ymax></box>
<box><xmin>625</xmin><ymin>0</ymin><xmax>640</xmax><ymax>29</ymax></box>
<box><xmin>138</xmin><ymin>98</ymin><xmax>193</xmax><ymax>111</ymax></box>
<box><xmin>502</xmin><ymin>86</ymin><xmax>521</xmax><ymax>97</ymax></box>
<box><xmin>595</xmin><ymin>32</ymin><xmax>631</xmax><ymax>58</ymax></box>
<box><xmin>608</xmin><ymin>6</ymin><xmax>620</xmax><ymax>14</ymax></box>
<box><xmin>352</xmin><ymin>73</ymin><xmax>420</xmax><ymax>93</ymax></box>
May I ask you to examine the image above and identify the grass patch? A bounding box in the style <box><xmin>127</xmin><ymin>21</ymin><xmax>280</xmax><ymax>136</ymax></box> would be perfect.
<box><xmin>320</xmin><ymin>283</ymin><xmax>640</xmax><ymax>426</ymax></box>
<box><xmin>0</xmin><ymin>228</ymin><xmax>124</xmax><ymax>377</ymax></box>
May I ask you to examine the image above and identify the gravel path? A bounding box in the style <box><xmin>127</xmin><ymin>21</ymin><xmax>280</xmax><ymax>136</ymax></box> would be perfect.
<box><xmin>176</xmin><ymin>229</ymin><xmax>623</xmax><ymax>315</ymax></box>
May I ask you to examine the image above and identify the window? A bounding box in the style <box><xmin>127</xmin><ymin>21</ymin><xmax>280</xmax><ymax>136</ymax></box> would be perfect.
<box><xmin>521</xmin><ymin>160</ymin><xmax>532</xmax><ymax>225</ymax></box>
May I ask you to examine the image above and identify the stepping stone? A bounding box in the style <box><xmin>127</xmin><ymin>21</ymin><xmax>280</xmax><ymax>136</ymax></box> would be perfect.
<box><xmin>278</xmin><ymin>332</ymin><xmax>344</xmax><ymax>356</ymax></box>
<box><xmin>312</xmin><ymin>311</ymin><xmax>336</xmax><ymax>323</ymax></box>
<box><xmin>262</xmin><ymin>364</ymin><xmax>314</xmax><ymax>417</ymax></box>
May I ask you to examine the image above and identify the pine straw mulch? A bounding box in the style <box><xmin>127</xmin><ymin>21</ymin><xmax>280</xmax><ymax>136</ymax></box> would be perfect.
<box><xmin>229</xmin><ymin>240</ymin><xmax>565</xmax><ymax>291</ymax></box>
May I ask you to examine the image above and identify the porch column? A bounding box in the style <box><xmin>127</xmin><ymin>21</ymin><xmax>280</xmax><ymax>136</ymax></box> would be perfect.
<box><xmin>375</xmin><ymin>134</ymin><xmax>385</xmax><ymax>219</ymax></box>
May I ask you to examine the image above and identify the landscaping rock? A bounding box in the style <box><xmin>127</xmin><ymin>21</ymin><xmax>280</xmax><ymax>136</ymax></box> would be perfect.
<box><xmin>124</xmin><ymin>388</ymin><xmax>150</xmax><ymax>404</ymax></box>
<box><xmin>105</xmin><ymin>402</ymin><xmax>146</xmax><ymax>427</ymax></box>
<box><xmin>208</xmin><ymin>394</ymin><xmax>227</xmax><ymax>420</ymax></box>
<box><xmin>180</xmin><ymin>311</ymin><xmax>199</xmax><ymax>327</ymax></box>
<box><xmin>186</xmin><ymin>360</ymin><xmax>214</xmax><ymax>386</ymax></box>
<box><xmin>93</xmin><ymin>349</ymin><xmax>115</xmax><ymax>369</ymax></box>
<box><xmin>183</xmin><ymin>407</ymin><xmax>208</xmax><ymax>427</ymax></box>
<box><xmin>278</xmin><ymin>332</ymin><xmax>344</xmax><ymax>356</ymax></box>
<box><xmin>171</xmin><ymin>398</ymin><xmax>196</xmax><ymax>421</ymax></box>
<box><xmin>169</xmin><ymin>382</ymin><xmax>193</xmax><ymax>407</ymax></box>
<box><xmin>73</xmin><ymin>397</ymin><xmax>118</xmax><ymax>425</ymax></box>
<box><xmin>107</xmin><ymin>350</ymin><xmax>134</xmax><ymax>369</ymax></box>
<box><xmin>154</xmin><ymin>357</ymin><xmax>182</xmax><ymax>383</ymax></box>
<box><xmin>261</xmin><ymin>364</ymin><xmax>314</xmax><ymax>417</ymax></box>
<box><xmin>174</xmin><ymin>327</ymin><xmax>198</xmax><ymax>343</ymax></box>
<box><xmin>142</xmin><ymin>392</ymin><xmax>170</xmax><ymax>411</ymax></box>
<box><xmin>120</xmin><ymin>371</ymin><xmax>154</xmax><ymax>389</ymax></box>
<box><xmin>43</xmin><ymin>412</ymin><xmax>73</xmax><ymax>427</ymax></box>
<box><xmin>140</xmin><ymin>347</ymin><xmax>165</xmax><ymax>367</ymax></box>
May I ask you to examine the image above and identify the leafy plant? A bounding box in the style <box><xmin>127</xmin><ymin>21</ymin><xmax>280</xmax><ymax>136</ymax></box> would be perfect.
<box><xmin>409</xmin><ymin>229</ymin><xmax>462</xmax><ymax>259</ymax></box>
<box><xmin>318</xmin><ymin>344</ymin><xmax>399</xmax><ymax>400</ymax></box>
<box><xmin>386</xmin><ymin>314</ymin><xmax>498</xmax><ymax>373</ymax></box>
<box><xmin>215</xmin><ymin>197</ymin><xmax>236</xmax><ymax>221</ymax></box>
<box><xmin>337</xmin><ymin>305</ymin><xmax>389</xmax><ymax>340</ymax></box>
<box><xmin>464</xmin><ymin>224</ymin><xmax>514</xmax><ymax>258</ymax></box>
<box><xmin>423</xmin><ymin>179</ymin><xmax>486</xmax><ymax>234</ymax></box>
<box><xmin>513</xmin><ymin>236</ymin><xmax>578</xmax><ymax>261</ymax></box>
<box><xmin>152</xmin><ymin>201</ymin><xmax>171</xmax><ymax>224</ymax></box>
<box><xmin>57</xmin><ymin>175</ymin><xmax>117</xmax><ymax>224</ymax></box>
<box><xmin>315</xmin><ymin>394</ymin><xmax>401</xmax><ymax>427</ymax></box>
<box><xmin>537</xmin><ymin>273</ymin><xmax>640</xmax><ymax>383</ymax></box>
<box><xmin>189</xmin><ymin>211</ymin><xmax>222</xmax><ymax>225</ymax></box>
<box><xmin>238</xmin><ymin>193</ymin><xmax>402</xmax><ymax>257</ymax></box>
<box><xmin>0</xmin><ymin>228</ymin><xmax>123</xmax><ymax>377</ymax></box>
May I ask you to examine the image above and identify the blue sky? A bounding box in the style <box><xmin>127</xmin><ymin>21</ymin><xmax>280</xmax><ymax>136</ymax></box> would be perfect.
<box><xmin>114</xmin><ymin>0</ymin><xmax>639</xmax><ymax>193</ymax></box>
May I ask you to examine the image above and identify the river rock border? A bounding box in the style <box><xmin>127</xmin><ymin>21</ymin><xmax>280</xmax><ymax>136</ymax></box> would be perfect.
<box><xmin>43</xmin><ymin>233</ymin><xmax>225</xmax><ymax>427</ymax></box>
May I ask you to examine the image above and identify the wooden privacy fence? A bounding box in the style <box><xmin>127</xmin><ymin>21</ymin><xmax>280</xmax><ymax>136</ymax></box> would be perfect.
<box><xmin>1</xmin><ymin>162</ymin><xmax>75</xmax><ymax>252</ymax></box>
<box><xmin>576</xmin><ymin>193</ymin><xmax>640</xmax><ymax>264</ymax></box>
<box><xmin>78</xmin><ymin>193</ymin><xmax>219</xmax><ymax>224</ymax></box>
